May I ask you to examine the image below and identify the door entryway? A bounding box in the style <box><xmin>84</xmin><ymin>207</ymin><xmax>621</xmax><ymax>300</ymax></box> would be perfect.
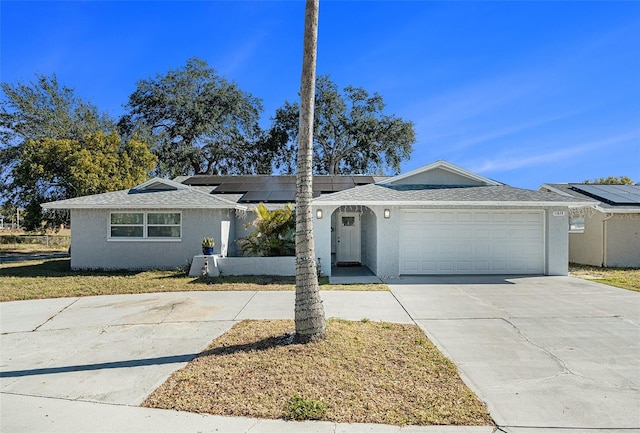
<box><xmin>336</xmin><ymin>211</ymin><xmax>361</xmax><ymax>265</ymax></box>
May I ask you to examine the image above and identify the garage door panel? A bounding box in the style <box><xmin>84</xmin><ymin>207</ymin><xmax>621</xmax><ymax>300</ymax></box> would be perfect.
<box><xmin>456</xmin><ymin>261</ymin><xmax>472</xmax><ymax>271</ymax></box>
<box><xmin>492</xmin><ymin>212</ymin><xmax>508</xmax><ymax>223</ymax></box>
<box><xmin>421</xmin><ymin>261</ymin><xmax>437</xmax><ymax>272</ymax></box>
<box><xmin>475</xmin><ymin>261</ymin><xmax>490</xmax><ymax>271</ymax></box>
<box><xmin>457</xmin><ymin>213</ymin><xmax>473</xmax><ymax>222</ymax></box>
<box><xmin>399</xmin><ymin>210</ymin><xmax>544</xmax><ymax>275</ymax></box>
<box><xmin>474</xmin><ymin>212</ymin><xmax>490</xmax><ymax>222</ymax></box>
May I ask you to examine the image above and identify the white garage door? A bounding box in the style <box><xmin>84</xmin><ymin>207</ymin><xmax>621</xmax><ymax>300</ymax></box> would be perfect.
<box><xmin>399</xmin><ymin>210</ymin><xmax>544</xmax><ymax>274</ymax></box>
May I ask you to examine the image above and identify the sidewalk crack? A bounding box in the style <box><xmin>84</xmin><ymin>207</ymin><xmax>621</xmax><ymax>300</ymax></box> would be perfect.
<box><xmin>33</xmin><ymin>298</ymin><xmax>80</xmax><ymax>332</ymax></box>
<box><xmin>501</xmin><ymin>317</ymin><xmax>585</xmax><ymax>380</ymax></box>
<box><xmin>233</xmin><ymin>291</ymin><xmax>258</xmax><ymax>321</ymax></box>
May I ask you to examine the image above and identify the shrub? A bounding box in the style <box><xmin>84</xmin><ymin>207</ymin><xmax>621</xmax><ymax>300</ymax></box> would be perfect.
<box><xmin>238</xmin><ymin>203</ymin><xmax>295</xmax><ymax>257</ymax></box>
<box><xmin>284</xmin><ymin>394</ymin><xmax>327</xmax><ymax>420</ymax></box>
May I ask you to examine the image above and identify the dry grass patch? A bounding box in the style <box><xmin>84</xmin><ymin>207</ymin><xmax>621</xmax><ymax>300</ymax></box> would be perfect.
<box><xmin>570</xmin><ymin>264</ymin><xmax>640</xmax><ymax>292</ymax></box>
<box><xmin>0</xmin><ymin>259</ymin><xmax>387</xmax><ymax>302</ymax></box>
<box><xmin>0</xmin><ymin>244</ymin><xmax>69</xmax><ymax>255</ymax></box>
<box><xmin>143</xmin><ymin>319</ymin><xmax>493</xmax><ymax>426</ymax></box>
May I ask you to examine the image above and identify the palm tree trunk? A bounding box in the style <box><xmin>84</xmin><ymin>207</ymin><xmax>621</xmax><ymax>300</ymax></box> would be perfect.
<box><xmin>295</xmin><ymin>0</ymin><xmax>326</xmax><ymax>343</ymax></box>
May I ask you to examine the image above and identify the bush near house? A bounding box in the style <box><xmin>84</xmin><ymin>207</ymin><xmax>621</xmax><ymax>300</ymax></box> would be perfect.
<box><xmin>239</xmin><ymin>203</ymin><xmax>295</xmax><ymax>257</ymax></box>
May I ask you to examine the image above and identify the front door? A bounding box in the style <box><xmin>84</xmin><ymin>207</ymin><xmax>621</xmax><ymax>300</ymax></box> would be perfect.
<box><xmin>336</xmin><ymin>212</ymin><xmax>361</xmax><ymax>264</ymax></box>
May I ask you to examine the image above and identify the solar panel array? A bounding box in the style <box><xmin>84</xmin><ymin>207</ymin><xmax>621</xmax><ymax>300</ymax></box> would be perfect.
<box><xmin>182</xmin><ymin>175</ymin><xmax>377</xmax><ymax>203</ymax></box>
<box><xmin>572</xmin><ymin>184</ymin><xmax>640</xmax><ymax>205</ymax></box>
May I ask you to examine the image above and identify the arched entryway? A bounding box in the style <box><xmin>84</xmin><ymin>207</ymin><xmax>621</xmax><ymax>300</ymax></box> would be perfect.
<box><xmin>330</xmin><ymin>205</ymin><xmax>377</xmax><ymax>276</ymax></box>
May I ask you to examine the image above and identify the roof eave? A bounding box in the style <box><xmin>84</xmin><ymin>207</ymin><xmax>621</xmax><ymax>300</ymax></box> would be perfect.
<box><xmin>42</xmin><ymin>203</ymin><xmax>247</xmax><ymax>211</ymax></box>
<box><xmin>312</xmin><ymin>200</ymin><xmax>595</xmax><ymax>207</ymax></box>
<box><xmin>594</xmin><ymin>205</ymin><xmax>640</xmax><ymax>214</ymax></box>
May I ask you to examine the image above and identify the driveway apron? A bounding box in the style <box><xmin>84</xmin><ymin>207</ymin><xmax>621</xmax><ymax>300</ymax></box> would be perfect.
<box><xmin>390</xmin><ymin>275</ymin><xmax>640</xmax><ymax>431</ymax></box>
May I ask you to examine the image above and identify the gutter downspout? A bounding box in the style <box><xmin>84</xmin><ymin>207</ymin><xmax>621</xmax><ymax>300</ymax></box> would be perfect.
<box><xmin>602</xmin><ymin>213</ymin><xmax>614</xmax><ymax>267</ymax></box>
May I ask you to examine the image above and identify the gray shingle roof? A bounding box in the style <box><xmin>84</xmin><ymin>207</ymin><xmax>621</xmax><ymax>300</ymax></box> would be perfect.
<box><xmin>42</xmin><ymin>187</ymin><xmax>245</xmax><ymax>210</ymax></box>
<box><xmin>314</xmin><ymin>184</ymin><xmax>593</xmax><ymax>206</ymax></box>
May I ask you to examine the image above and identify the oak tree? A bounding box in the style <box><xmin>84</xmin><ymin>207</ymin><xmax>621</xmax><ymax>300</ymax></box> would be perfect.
<box><xmin>271</xmin><ymin>75</ymin><xmax>415</xmax><ymax>175</ymax></box>
<box><xmin>120</xmin><ymin>58</ymin><xmax>276</xmax><ymax>178</ymax></box>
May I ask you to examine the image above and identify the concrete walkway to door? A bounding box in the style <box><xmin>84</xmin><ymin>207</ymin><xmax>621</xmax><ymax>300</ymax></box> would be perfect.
<box><xmin>388</xmin><ymin>275</ymin><xmax>640</xmax><ymax>432</ymax></box>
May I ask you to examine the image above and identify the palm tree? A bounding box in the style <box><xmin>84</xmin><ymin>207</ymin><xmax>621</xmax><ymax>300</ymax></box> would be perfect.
<box><xmin>294</xmin><ymin>0</ymin><xmax>326</xmax><ymax>343</ymax></box>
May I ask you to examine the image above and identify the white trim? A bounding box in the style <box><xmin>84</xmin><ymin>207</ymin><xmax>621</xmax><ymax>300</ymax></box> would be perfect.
<box><xmin>594</xmin><ymin>205</ymin><xmax>640</xmax><ymax>214</ymax></box>
<box><xmin>107</xmin><ymin>238</ymin><xmax>183</xmax><ymax>242</ymax></box>
<box><xmin>378</xmin><ymin>160</ymin><xmax>502</xmax><ymax>186</ymax></box>
<box><xmin>131</xmin><ymin>177</ymin><xmax>190</xmax><ymax>191</ymax></box>
<box><xmin>539</xmin><ymin>184</ymin><xmax>574</xmax><ymax>197</ymax></box>
<box><xmin>313</xmin><ymin>199</ymin><xmax>595</xmax><ymax>207</ymax></box>
<box><xmin>44</xmin><ymin>202</ymin><xmax>246</xmax><ymax>210</ymax></box>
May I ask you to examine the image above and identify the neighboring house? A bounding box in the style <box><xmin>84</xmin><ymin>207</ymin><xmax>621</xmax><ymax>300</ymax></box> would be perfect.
<box><xmin>539</xmin><ymin>183</ymin><xmax>640</xmax><ymax>268</ymax></box>
<box><xmin>43</xmin><ymin>160</ymin><xmax>590</xmax><ymax>276</ymax></box>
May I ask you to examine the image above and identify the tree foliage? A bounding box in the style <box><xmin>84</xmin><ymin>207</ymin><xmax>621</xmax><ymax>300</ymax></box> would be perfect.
<box><xmin>120</xmin><ymin>58</ymin><xmax>278</xmax><ymax>178</ymax></box>
<box><xmin>13</xmin><ymin>132</ymin><xmax>156</xmax><ymax>230</ymax></box>
<box><xmin>239</xmin><ymin>203</ymin><xmax>295</xmax><ymax>257</ymax></box>
<box><xmin>583</xmin><ymin>176</ymin><xmax>634</xmax><ymax>185</ymax></box>
<box><xmin>0</xmin><ymin>74</ymin><xmax>113</xmax><ymax>146</ymax></box>
<box><xmin>0</xmin><ymin>74</ymin><xmax>113</xmax><ymax>192</ymax></box>
<box><xmin>271</xmin><ymin>75</ymin><xmax>415</xmax><ymax>175</ymax></box>
<box><xmin>1</xmin><ymin>74</ymin><xmax>155</xmax><ymax>230</ymax></box>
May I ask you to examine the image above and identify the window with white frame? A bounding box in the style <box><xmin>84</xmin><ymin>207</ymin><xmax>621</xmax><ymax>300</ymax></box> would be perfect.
<box><xmin>569</xmin><ymin>216</ymin><xmax>585</xmax><ymax>233</ymax></box>
<box><xmin>109</xmin><ymin>212</ymin><xmax>181</xmax><ymax>240</ymax></box>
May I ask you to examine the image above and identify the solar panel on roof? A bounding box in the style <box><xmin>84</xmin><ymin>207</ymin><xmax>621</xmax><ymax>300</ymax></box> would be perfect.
<box><xmin>239</xmin><ymin>190</ymin><xmax>296</xmax><ymax>203</ymax></box>
<box><xmin>184</xmin><ymin>176</ymin><xmax>227</xmax><ymax>186</ymax></box>
<box><xmin>267</xmin><ymin>190</ymin><xmax>296</xmax><ymax>202</ymax></box>
<box><xmin>332</xmin><ymin>178</ymin><xmax>355</xmax><ymax>191</ymax></box>
<box><xmin>216</xmin><ymin>183</ymin><xmax>247</xmax><ymax>192</ymax></box>
<box><xmin>240</xmin><ymin>191</ymin><xmax>269</xmax><ymax>202</ymax></box>
<box><xmin>573</xmin><ymin>184</ymin><xmax>640</xmax><ymax>204</ymax></box>
<box><xmin>241</xmin><ymin>177</ymin><xmax>263</xmax><ymax>184</ymax></box>
<box><xmin>354</xmin><ymin>176</ymin><xmax>375</xmax><ymax>185</ymax></box>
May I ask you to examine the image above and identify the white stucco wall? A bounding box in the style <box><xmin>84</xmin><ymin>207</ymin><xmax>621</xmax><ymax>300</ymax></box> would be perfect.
<box><xmin>70</xmin><ymin>208</ymin><xmax>233</xmax><ymax>270</ymax></box>
<box><xmin>232</xmin><ymin>210</ymin><xmax>255</xmax><ymax>256</ymax></box>
<box><xmin>312</xmin><ymin>206</ymin><xmax>336</xmax><ymax>277</ymax></box>
<box><xmin>569</xmin><ymin>212</ymin><xmax>604</xmax><ymax>266</ymax></box>
<box><xmin>545</xmin><ymin>207</ymin><xmax>569</xmax><ymax>276</ymax></box>
<box><xmin>374</xmin><ymin>205</ymin><xmax>401</xmax><ymax>278</ymax></box>
<box><xmin>604</xmin><ymin>215</ymin><xmax>640</xmax><ymax>268</ymax></box>
<box><xmin>361</xmin><ymin>209</ymin><xmax>378</xmax><ymax>274</ymax></box>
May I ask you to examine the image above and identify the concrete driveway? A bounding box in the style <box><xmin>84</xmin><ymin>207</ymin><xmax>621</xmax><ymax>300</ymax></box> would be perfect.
<box><xmin>389</xmin><ymin>275</ymin><xmax>640</xmax><ymax>432</ymax></box>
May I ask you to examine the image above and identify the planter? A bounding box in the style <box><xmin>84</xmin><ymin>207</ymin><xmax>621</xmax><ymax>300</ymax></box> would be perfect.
<box><xmin>202</xmin><ymin>247</ymin><xmax>214</xmax><ymax>255</ymax></box>
<box><xmin>216</xmin><ymin>256</ymin><xmax>295</xmax><ymax>276</ymax></box>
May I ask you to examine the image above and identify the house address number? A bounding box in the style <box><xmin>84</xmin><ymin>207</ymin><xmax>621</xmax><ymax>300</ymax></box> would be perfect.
<box><xmin>552</xmin><ymin>211</ymin><xmax>566</xmax><ymax>217</ymax></box>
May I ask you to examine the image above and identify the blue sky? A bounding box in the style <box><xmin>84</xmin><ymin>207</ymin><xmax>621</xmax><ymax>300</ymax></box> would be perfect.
<box><xmin>2</xmin><ymin>1</ymin><xmax>639</xmax><ymax>189</ymax></box>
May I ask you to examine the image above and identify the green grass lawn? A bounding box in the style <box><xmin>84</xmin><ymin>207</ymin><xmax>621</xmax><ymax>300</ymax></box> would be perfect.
<box><xmin>569</xmin><ymin>264</ymin><xmax>640</xmax><ymax>292</ymax></box>
<box><xmin>0</xmin><ymin>258</ymin><xmax>388</xmax><ymax>302</ymax></box>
